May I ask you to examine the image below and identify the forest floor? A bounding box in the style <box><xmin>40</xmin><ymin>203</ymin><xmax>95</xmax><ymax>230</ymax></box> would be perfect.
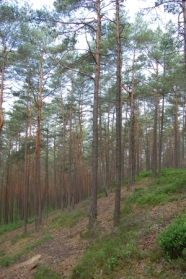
<box><xmin>1</xmin><ymin>175</ymin><xmax>186</xmax><ymax>279</ymax></box>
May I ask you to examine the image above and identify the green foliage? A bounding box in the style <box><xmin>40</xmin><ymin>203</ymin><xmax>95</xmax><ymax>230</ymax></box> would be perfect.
<box><xmin>0</xmin><ymin>257</ymin><xmax>11</xmax><ymax>267</ymax></box>
<box><xmin>34</xmin><ymin>264</ymin><xmax>61</xmax><ymax>279</ymax></box>
<box><xmin>71</xmin><ymin>234</ymin><xmax>122</xmax><ymax>279</ymax></box>
<box><xmin>125</xmin><ymin>188</ymin><xmax>145</xmax><ymax>205</ymax></box>
<box><xmin>51</xmin><ymin>210</ymin><xmax>86</xmax><ymax>229</ymax></box>
<box><xmin>138</xmin><ymin>170</ymin><xmax>152</xmax><ymax>178</ymax></box>
<box><xmin>136</xmin><ymin>192</ymin><xmax>178</xmax><ymax>207</ymax></box>
<box><xmin>97</xmin><ymin>191</ymin><xmax>105</xmax><ymax>199</ymax></box>
<box><xmin>27</xmin><ymin>217</ymin><xmax>35</xmax><ymax>224</ymax></box>
<box><xmin>71</xmin><ymin>215</ymin><xmax>144</xmax><ymax>279</ymax></box>
<box><xmin>157</xmin><ymin>215</ymin><xmax>186</xmax><ymax>259</ymax></box>
<box><xmin>0</xmin><ymin>216</ymin><xmax>35</xmax><ymax>235</ymax></box>
<box><xmin>124</xmin><ymin>168</ymin><xmax>186</xmax><ymax>208</ymax></box>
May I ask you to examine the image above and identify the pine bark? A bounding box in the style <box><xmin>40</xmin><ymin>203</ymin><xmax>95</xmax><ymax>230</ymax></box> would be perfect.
<box><xmin>114</xmin><ymin>0</ymin><xmax>122</xmax><ymax>227</ymax></box>
<box><xmin>89</xmin><ymin>0</ymin><xmax>101</xmax><ymax>225</ymax></box>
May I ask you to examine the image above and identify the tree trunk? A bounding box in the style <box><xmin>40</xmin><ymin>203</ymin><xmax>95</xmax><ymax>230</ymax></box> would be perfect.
<box><xmin>174</xmin><ymin>87</ymin><xmax>180</xmax><ymax>168</ymax></box>
<box><xmin>0</xmin><ymin>42</ymin><xmax>6</xmax><ymax>131</ymax></box>
<box><xmin>33</xmin><ymin>54</ymin><xmax>43</xmax><ymax>231</ymax></box>
<box><xmin>23</xmin><ymin>91</ymin><xmax>30</xmax><ymax>233</ymax></box>
<box><xmin>89</xmin><ymin>0</ymin><xmax>101</xmax><ymax>225</ymax></box>
<box><xmin>152</xmin><ymin>61</ymin><xmax>159</xmax><ymax>178</ymax></box>
<box><xmin>114</xmin><ymin>0</ymin><xmax>122</xmax><ymax>227</ymax></box>
<box><xmin>158</xmin><ymin>94</ymin><xmax>164</xmax><ymax>176</ymax></box>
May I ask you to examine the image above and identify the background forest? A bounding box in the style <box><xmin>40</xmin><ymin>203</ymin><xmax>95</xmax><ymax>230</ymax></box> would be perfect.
<box><xmin>0</xmin><ymin>0</ymin><xmax>185</xmax><ymax>231</ymax></box>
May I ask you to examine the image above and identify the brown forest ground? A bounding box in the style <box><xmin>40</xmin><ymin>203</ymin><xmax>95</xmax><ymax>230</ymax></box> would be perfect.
<box><xmin>0</xmin><ymin>178</ymin><xmax>185</xmax><ymax>279</ymax></box>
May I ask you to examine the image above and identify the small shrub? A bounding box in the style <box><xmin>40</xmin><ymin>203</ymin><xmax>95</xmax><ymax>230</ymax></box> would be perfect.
<box><xmin>126</xmin><ymin>188</ymin><xmax>145</xmax><ymax>204</ymax></box>
<box><xmin>0</xmin><ymin>257</ymin><xmax>11</xmax><ymax>267</ymax></box>
<box><xmin>139</xmin><ymin>170</ymin><xmax>152</xmax><ymax>178</ymax></box>
<box><xmin>137</xmin><ymin>193</ymin><xmax>168</xmax><ymax>206</ymax></box>
<box><xmin>121</xmin><ymin>204</ymin><xmax>133</xmax><ymax>214</ymax></box>
<box><xmin>157</xmin><ymin>215</ymin><xmax>186</xmax><ymax>259</ymax></box>
<box><xmin>103</xmin><ymin>256</ymin><xmax>118</xmax><ymax>273</ymax></box>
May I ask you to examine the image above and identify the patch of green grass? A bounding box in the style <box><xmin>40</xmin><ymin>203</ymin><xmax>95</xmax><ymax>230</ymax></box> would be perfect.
<box><xmin>0</xmin><ymin>235</ymin><xmax>53</xmax><ymax>267</ymax></box>
<box><xmin>138</xmin><ymin>170</ymin><xmax>152</xmax><ymax>179</ymax></box>
<box><xmin>72</xmin><ymin>168</ymin><xmax>186</xmax><ymax>278</ymax></box>
<box><xmin>34</xmin><ymin>264</ymin><xmax>61</xmax><ymax>279</ymax></box>
<box><xmin>0</xmin><ymin>220</ymin><xmax>23</xmax><ymax>235</ymax></box>
<box><xmin>122</xmin><ymin>168</ymin><xmax>186</xmax><ymax>208</ymax></box>
<box><xmin>0</xmin><ymin>257</ymin><xmax>11</xmax><ymax>267</ymax></box>
<box><xmin>121</xmin><ymin>188</ymin><xmax>145</xmax><ymax>210</ymax></box>
<box><xmin>0</xmin><ymin>216</ymin><xmax>35</xmax><ymax>235</ymax></box>
<box><xmin>51</xmin><ymin>210</ymin><xmax>87</xmax><ymax>229</ymax></box>
<box><xmin>97</xmin><ymin>191</ymin><xmax>105</xmax><ymax>199</ymax></box>
<box><xmin>136</xmin><ymin>192</ymin><xmax>179</xmax><ymax>207</ymax></box>
<box><xmin>27</xmin><ymin>217</ymin><xmax>34</xmax><ymax>224</ymax></box>
<box><xmin>121</xmin><ymin>203</ymin><xmax>133</xmax><ymax>214</ymax></box>
<box><xmin>71</xmin><ymin>215</ymin><xmax>145</xmax><ymax>279</ymax></box>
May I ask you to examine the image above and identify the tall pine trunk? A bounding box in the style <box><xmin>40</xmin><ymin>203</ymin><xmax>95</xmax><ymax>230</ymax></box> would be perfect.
<box><xmin>89</xmin><ymin>0</ymin><xmax>101</xmax><ymax>225</ymax></box>
<box><xmin>114</xmin><ymin>0</ymin><xmax>122</xmax><ymax>227</ymax></box>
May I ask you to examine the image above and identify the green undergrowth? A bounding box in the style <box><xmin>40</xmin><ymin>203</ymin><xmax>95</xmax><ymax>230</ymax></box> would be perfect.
<box><xmin>71</xmin><ymin>168</ymin><xmax>186</xmax><ymax>279</ymax></box>
<box><xmin>0</xmin><ymin>206</ymin><xmax>60</xmax><ymax>234</ymax></box>
<box><xmin>51</xmin><ymin>209</ymin><xmax>87</xmax><ymax>229</ymax></box>
<box><xmin>0</xmin><ymin>220</ymin><xmax>23</xmax><ymax>236</ymax></box>
<box><xmin>34</xmin><ymin>264</ymin><xmax>62</xmax><ymax>279</ymax></box>
<box><xmin>123</xmin><ymin>168</ymin><xmax>186</xmax><ymax>209</ymax></box>
<box><xmin>71</xmin><ymin>214</ymin><xmax>146</xmax><ymax>279</ymax></box>
<box><xmin>1</xmin><ymin>168</ymin><xmax>186</xmax><ymax>278</ymax></box>
<box><xmin>157</xmin><ymin>214</ymin><xmax>186</xmax><ymax>259</ymax></box>
<box><xmin>0</xmin><ymin>235</ymin><xmax>53</xmax><ymax>267</ymax></box>
<box><xmin>0</xmin><ymin>217</ymin><xmax>34</xmax><ymax>236</ymax></box>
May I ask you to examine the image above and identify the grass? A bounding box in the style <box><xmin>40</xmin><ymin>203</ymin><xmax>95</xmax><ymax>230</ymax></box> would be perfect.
<box><xmin>1</xmin><ymin>168</ymin><xmax>186</xmax><ymax>278</ymax></box>
<box><xmin>122</xmin><ymin>168</ymin><xmax>186</xmax><ymax>208</ymax></box>
<box><xmin>70</xmin><ymin>168</ymin><xmax>186</xmax><ymax>279</ymax></box>
<box><xmin>0</xmin><ymin>220</ymin><xmax>23</xmax><ymax>235</ymax></box>
<box><xmin>51</xmin><ymin>209</ymin><xmax>87</xmax><ymax>229</ymax></box>
<box><xmin>0</xmin><ymin>217</ymin><xmax>35</xmax><ymax>236</ymax></box>
<box><xmin>34</xmin><ymin>264</ymin><xmax>61</xmax><ymax>279</ymax></box>
<box><xmin>71</xmin><ymin>214</ymin><xmax>145</xmax><ymax>279</ymax></box>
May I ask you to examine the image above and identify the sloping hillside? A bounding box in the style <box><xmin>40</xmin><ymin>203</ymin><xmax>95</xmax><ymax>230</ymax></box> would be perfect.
<box><xmin>1</xmin><ymin>169</ymin><xmax>186</xmax><ymax>279</ymax></box>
